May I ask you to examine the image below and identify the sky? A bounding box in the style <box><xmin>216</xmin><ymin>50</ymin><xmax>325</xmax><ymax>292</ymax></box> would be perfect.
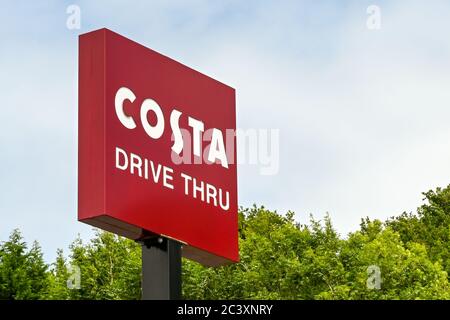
<box><xmin>1</xmin><ymin>0</ymin><xmax>450</xmax><ymax>263</ymax></box>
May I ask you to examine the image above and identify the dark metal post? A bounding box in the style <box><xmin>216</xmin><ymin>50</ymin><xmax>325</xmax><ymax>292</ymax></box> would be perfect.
<box><xmin>141</xmin><ymin>237</ymin><xmax>182</xmax><ymax>300</ymax></box>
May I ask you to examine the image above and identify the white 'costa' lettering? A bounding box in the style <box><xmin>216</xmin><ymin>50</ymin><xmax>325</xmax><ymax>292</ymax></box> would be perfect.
<box><xmin>114</xmin><ymin>86</ymin><xmax>228</xmax><ymax>168</ymax></box>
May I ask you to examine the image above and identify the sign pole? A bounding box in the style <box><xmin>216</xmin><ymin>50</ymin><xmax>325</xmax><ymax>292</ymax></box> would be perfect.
<box><xmin>141</xmin><ymin>237</ymin><xmax>182</xmax><ymax>300</ymax></box>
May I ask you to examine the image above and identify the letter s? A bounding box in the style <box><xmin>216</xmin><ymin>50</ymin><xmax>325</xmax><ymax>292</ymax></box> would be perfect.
<box><xmin>170</xmin><ymin>109</ymin><xmax>183</xmax><ymax>154</ymax></box>
<box><xmin>115</xmin><ymin>87</ymin><xmax>137</xmax><ymax>129</ymax></box>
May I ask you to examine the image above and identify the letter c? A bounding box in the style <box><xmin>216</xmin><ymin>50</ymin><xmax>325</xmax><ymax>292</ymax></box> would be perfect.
<box><xmin>115</xmin><ymin>87</ymin><xmax>137</xmax><ymax>129</ymax></box>
<box><xmin>229</xmin><ymin>306</ymin><xmax>236</xmax><ymax>315</ymax></box>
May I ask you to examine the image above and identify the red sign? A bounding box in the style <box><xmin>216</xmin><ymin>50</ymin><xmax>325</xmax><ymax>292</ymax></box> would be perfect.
<box><xmin>78</xmin><ymin>28</ymin><xmax>238</xmax><ymax>266</ymax></box>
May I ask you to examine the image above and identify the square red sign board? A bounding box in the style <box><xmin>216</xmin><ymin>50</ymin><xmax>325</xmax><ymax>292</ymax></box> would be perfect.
<box><xmin>78</xmin><ymin>28</ymin><xmax>238</xmax><ymax>266</ymax></box>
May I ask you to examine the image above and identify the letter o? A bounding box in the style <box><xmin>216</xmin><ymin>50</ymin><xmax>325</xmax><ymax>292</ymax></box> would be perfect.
<box><xmin>140</xmin><ymin>98</ymin><xmax>165</xmax><ymax>139</ymax></box>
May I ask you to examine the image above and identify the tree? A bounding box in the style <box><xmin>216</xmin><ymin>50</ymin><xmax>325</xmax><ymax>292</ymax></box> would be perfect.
<box><xmin>184</xmin><ymin>207</ymin><xmax>348</xmax><ymax>299</ymax></box>
<box><xmin>330</xmin><ymin>223</ymin><xmax>450</xmax><ymax>299</ymax></box>
<box><xmin>45</xmin><ymin>249</ymin><xmax>70</xmax><ymax>299</ymax></box>
<box><xmin>0</xmin><ymin>229</ymin><xmax>48</xmax><ymax>299</ymax></box>
<box><xmin>184</xmin><ymin>206</ymin><xmax>450</xmax><ymax>300</ymax></box>
<box><xmin>3</xmin><ymin>185</ymin><xmax>450</xmax><ymax>300</ymax></box>
<box><xmin>387</xmin><ymin>185</ymin><xmax>450</xmax><ymax>277</ymax></box>
<box><xmin>59</xmin><ymin>231</ymin><xmax>141</xmax><ymax>300</ymax></box>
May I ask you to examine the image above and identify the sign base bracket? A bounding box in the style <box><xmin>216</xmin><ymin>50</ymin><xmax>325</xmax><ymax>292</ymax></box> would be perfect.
<box><xmin>140</xmin><ymin>236</ymin><xmax>182</xmax><ymax>300</ymax></box>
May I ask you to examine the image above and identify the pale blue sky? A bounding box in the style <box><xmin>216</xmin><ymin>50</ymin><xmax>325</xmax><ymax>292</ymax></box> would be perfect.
<box><xmin>2</xmin><ymin>1</ymin><xmax>450</xmax><ymax>262</ymax></box>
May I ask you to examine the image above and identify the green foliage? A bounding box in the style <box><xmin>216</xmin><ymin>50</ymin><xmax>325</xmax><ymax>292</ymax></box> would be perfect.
<box><xmin>45</xmin><ymin>249</ymin><xmax>70</xmax><ymax>299</ymax></box>
<box><xmin>0</xmin><ymin>229</ymin><xmax>48</xmax><ymax>299</ymax></box>
<box><xmin>335</xmin><ymin>225</ymin><xmax>450</xmax><ymax>299</ymax></box>
<box><xmin>387</xmin><ymin>186</ymin><xmax>450</xmax><ymax>276</ymax></box>
<box><xmin>2</xmin><ymin>185</ymin><xmax>450</xmax><ymax>299</ymax></box>
<box><xmin>183</xmin><ymin>204</ymin><xmax>450</xmax><ymax>300</ymax></box>
<box><xmin>46</xmin><ymin>231</ymin><xmax>141</xmax><ymax>300</ymax></box>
